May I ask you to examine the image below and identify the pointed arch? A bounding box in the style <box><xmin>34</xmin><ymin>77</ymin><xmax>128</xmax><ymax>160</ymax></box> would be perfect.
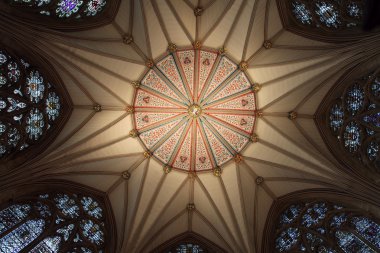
<box><xmin>0</xmin><ymin>0</ymin><xmax>121</xmax><ymax>31</ymax></box>
<box><xmin>262</xmin><ymin>189</ymin><xmax>380</xmax><ymax>253</ymax></box>
<box><xmin>315</xmin><ymin>58</ymin><xmax>380</xmax><ymax>182</ymax></box>
<box><xmin>276</xmin><ymin>0</ymin><xmax>375</xmax><ymax>42</ymax></box>
<box><xmin>0</xmin><ymin>33</ymin><xmax>72</xmax><ymax>170</ymax></box>
<box><xmin>150</xmin><ymin>232</ymin><xmax>228</xmax><ymax>253</ymax></box>
<box><xmin>0</xmin><ymin>180</ymin><xmax>117</xmax><ymax>253</ymax></box>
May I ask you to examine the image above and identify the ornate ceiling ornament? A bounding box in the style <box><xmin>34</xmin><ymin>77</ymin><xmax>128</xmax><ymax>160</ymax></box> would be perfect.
<box><xmin>122</xmin><ymin>170</ymin><xmax>131</xmax><ymax>180</ymax></box>
<box><xmin>288</xmin><ymin>111</ymin><xmax>298</xmax><ymax>120</ymax></box>
<box><xmin>93</xmin><ymin>103</ymin><xmax>102</xmax><ymax>112</ymax></box>
<box><xmin>263</xmin><ymin>40</ymin><xmax>272</xmax><ymax>49</ymax></box>
<box><xmin>132</xmin><ymin>47</ymin><xmax>257</xmax><ymax>173</ymax></box>
<box><xmin>123</xmin><ymin>34</ymin><xmax>134</xmax><ymax>45</ymax></box>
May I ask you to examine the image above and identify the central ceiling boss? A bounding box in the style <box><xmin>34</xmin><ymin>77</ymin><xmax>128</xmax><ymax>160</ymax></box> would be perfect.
<box><xmin>132</xmin><ymin>44</ymin><xmax>258</xmax><ymax>174</ymax></box>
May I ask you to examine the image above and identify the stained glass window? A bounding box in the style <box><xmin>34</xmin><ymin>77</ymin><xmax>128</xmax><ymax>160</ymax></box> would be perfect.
<box><xmin>277</xmin><ymin>0</ymin><xmax>367</xmax><ymax>42</ymax></box>
<box><xmin>274</xmin><ymin>201</ymin><xmax>380</xmax><ymax>253</ymax></box>
<box><xmin>291</xmin><ymin>1</ymin><xmax>363</xmax><ymax>29</ymax></box>
<box><xmin>6</xmin><ymin>0</ymin><xmax>107</xmax><ymax>19</ymax></box>
<box><xmin>167</xmin><ymin>243</ymin><xmax>206</xmax><ymax>253</ymax></box>
<box><xmin>327</xmin><ymin>72</ymin><xmax>380</xmax><ymax>173</ymax></box>
<box><xmin>0</xmin><ymin>47</ymin><xmax>65</xmax><ymax>160</ymax></box>
<box><xmin>0</xmin><ymin>192</ymin><xmax>107</xmax><ymax>253</ymax></box>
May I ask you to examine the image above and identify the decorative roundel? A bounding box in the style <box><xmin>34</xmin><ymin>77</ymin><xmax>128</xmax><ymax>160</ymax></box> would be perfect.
<box><xmin>133</xmin><ymin>47</ymin><xmax>257</xmax><ymax>172</ymax></box>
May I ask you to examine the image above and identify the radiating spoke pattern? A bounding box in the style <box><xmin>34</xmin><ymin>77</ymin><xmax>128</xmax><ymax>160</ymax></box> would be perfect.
<box><xmin>133</xmin><ymin>48</ymin><xmax>257</xmax><ymax>172</ymax></box>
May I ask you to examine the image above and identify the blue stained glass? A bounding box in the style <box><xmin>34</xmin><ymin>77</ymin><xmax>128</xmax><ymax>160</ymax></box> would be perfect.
<box><xmin>57</xmin><ymin>224</ymin><xmax>74</xmax><ymax>241</ymax></box>
<box><xmin>84</xmin><ymin>0</ymin><xmax>106</xmax><ymax>16</ymax></box>
<box><xmin>302</xmin><ymin>203</ymin><xmax>328</xmax><ymax>227</ymax></box>
<box><xmin>56</xmin><ymin>0</ymin><xmax>84</xmax><ymax>18</ymax></box>
<box><xmin>0</xmin><ymin>99</ymin><xmax>6</xmax><ymax>110</ymax></box>
<box><xmin>0</xmin><ymin>52</ymin><xmax>7</xmax><ymax>64</ymax></box>
<box><xmin>347</xmin><ymin>3</ymin><xmax>361</xmax><ymax>18</ymax></box>
<box><xmin>275</xmin><ymin>227</ymin><xmax>300</xmax><ymax>252</ymax></box>
<box><xmin>305</xmin><ymin>233</ymin><xmax>333</xmax><ymax>252</ymax></box>
<box><xmin>7</xmin><ymin>97</ymin><xmax>26</xmax><ymax>113</ymax></box>
<box><xmin>35</xmin><ymin>202</ymin><xmax>51</xmax><ymax>218</ymax></box>
<box><xmin>363</xmin><ymin>112</ymin><xmax>380</xmax><ymax>128</ymax></box>
<box><xmin>315</xmin><ymin>2</ymin><xmax>340</xmax><ymax>28</ymax></box>
<box><xmin>346</xmin><ymin>84</ymin><xmax>364</xmax><ymax>115</ymax></box>
<box><xmin>81</xmin><ymin>197</ymin><xmax>102</xmax><ymax>219</ymax></box>
<box><xmin>371</xmin><ymin>78</ymin><xmax>380</xmax><ymax>98</ymax></box>
<box><xmin>367</xmin><ymin>141</ymin><xmax>379</xmax><ymax>161</ymax></box>
<box><xmin>80</xmin><ymin>220</ymin><xmax>104</xmax><ymax>245</ymax></box>
<box><xmin>30</xmin><ymin>236</ymin><xmax>61</xmax><ymax>253</ymax></box>
<box><xmin>336</xmin><ymin>230</ymin><xmax>375</xmax><ymax>253</ymax></box>
<box><xmin>26</xmin><ymin>108</ymin><xmax>45</xmax><ymax>140</ymax></box>
<box><xmin>0</xmin><ymin>145</ymin><xmax>6</xmax><ymax>156</ymax></box>
<box><xmin>0</xmin><ymin>75</ymin><xmax>6</xmax><ymax>87</ymax></box>
<box><xmin>36</xmin><ymin>0</ymin><xmax>51</xmax><ymax>6</ymax></box>
<box><xmin>0</xmin><ymin>205</ymin><xmax>31</xmax><ymax>234</ymax></box>
<box><xmin>175</xmin><ymin>243</ymin><xmax>205</xmax><ymax>253</ymax></box>
<box><xmin>26</xmin><ymin>71</ymin><xmax>45</xmax><ymax>103</ymax></box>
<box><xmin>330</xmin><ymin>213</ymin><xmax>347</xmax><ymax>228</ymax></box>
<box><xmin>329</xmin><ymin>104</ymin><xmax>344</xmax><ymax>132</ymax></box>
<box><xmin>0</xmin><ymin>219</ymin><xmax>45</xmax><ymax>253</ymax></box>
<box><xmin>351</xmin><ymin>217</ymin><xmax>380</xmax><ymax>248</ymax></box>
<box><xmin>280</xmin><ymin>205</ymin><xmax>302</xmax><ymax>224</ymax></box>
<box><xmin>343</xmin><ymin>121</ymin><xmax>361</xmax><ymax>152</ymax></box>
<box><xmin>7</xmin><ymin>62</ymin><xmax>21</xmax><ymax>83</ymax></box>
<box><xmin>292</xmin><ymin>2</ymin><xmax>312</xmax><ymax>25</ymax></box>
<box><xmin>45</xmin><ymin>92</ymin><xmax>60</xmax><ymax>121</ymax></box>
<box><xmin>54</xmin><ymin>194</ymin><xmax>80</xmax><ymax>218</ymax></box>
<box><xmin>7</xmin><ymin>126</ymin><xmax>21</xmax><ymax>147</ymax></box>
<box><xmin>68</xmin><ymin>247</ymin><xmax>92</xmax><ymax>253</ymax></box>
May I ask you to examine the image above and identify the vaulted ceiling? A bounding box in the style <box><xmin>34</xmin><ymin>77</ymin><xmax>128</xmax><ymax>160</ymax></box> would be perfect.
<box><xmin>1</xmin><ymin>0</ymin><xmax>380</xmax><ymax>252</ymax></box>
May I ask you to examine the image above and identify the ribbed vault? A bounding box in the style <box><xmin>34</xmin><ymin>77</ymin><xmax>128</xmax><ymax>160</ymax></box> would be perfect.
<box><xmin>0</xmin><ymin>0</ymin><xmax>380</xmax><ymax>252</ymax></box>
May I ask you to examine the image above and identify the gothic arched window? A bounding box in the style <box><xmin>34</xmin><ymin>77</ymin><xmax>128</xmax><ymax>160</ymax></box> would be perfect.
<box><xmin>0</xmin><ymin>39</ymin><xmax>71</xmax><ymax>169</ymax></box>
<box><xmin>276</xmin><ymin>0</ymin><xmax>369</xmax><ymax>42</ymax></box>
<box><xmin>316</xmin><ymin>65</ymin><xmax>380</xmax><ymax>181</ymax></box>
<box><xmin>0</xmin><ymin>187</ymin><xmax>113</xmax><ymax>253</ymax></box>
<box><xmin>0</xmin><ymin>0</ymin><xmax>121</xmax><ymax>30</ymax></box>
<box><xmin>150</xmin><ymin>232</ymin><xmax>227</xmax><ymax>253</ymax></box>
<box><xmin>167</xmin><ymin>242</ymin><xmax>206</xmax><ymax>253</ymax></box>
<box><xmin>273</xmin><ymin>201</ymin><xmax>380</xmax><ymax>252</ymax></box>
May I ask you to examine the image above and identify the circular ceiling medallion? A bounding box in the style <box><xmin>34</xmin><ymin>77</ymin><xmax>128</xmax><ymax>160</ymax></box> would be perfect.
<box><xmin>133</xmin><ymin>47</ymin><xmax>257</xmax><ymax>172</ymax></box>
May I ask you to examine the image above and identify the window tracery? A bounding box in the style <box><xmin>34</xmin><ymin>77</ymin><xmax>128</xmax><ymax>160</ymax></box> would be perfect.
<box><xmin>0</xmin><ymin>46</ymin><xmax>69</xmax><ymax>162</ymax></box>
<box><xmin>329</xmin><ymin>72</ymin><xmax>380</xmax><ymax>172</ymax></box>
<box><xmin>0</xmin><ymin>0</ymin><xmax>120</xmax><ymax>30</ymax></box>
<box><xmin>277</xmin><ymin>0</ymin><xmax>369</xmax><ymax>42</ymax></box>
<box><xmin>0</xmin><ymin>191</ymin><xmax>107</xmax><ymax>253</ymax></box>
<box><xmin>7</xmin><ymin>0</ymin><xmax>107</xmax><ymax>19</ymax></box>
<box><xmin>274</xmin><ymin>201</ymin><xmax>380</xmax><ymax>252</ymax></box>
<box><xmin>151</xmin><ymin>232</ymin><xmax>226</xmax><ymax>253</ymax></box>
<box><xmin>167</xmin><ymin>242</ymin><xmax>206</xmax><ymax>253</ymax></box>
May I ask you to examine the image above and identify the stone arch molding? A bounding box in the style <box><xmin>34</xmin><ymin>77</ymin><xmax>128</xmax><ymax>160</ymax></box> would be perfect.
<box><xmin>0</xmin><ymin>0</ymin><xmax>121</xmax><ymax>31</ymax></box>
<box><xmin>262</xmin><ymin>189</ymin><xmax>380</xmax><ymax>253</ymax></box>
<box><xmin>0</xmin><ymin>33</ymin><xmax>72</xmax><ymax>171</ymax></box>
